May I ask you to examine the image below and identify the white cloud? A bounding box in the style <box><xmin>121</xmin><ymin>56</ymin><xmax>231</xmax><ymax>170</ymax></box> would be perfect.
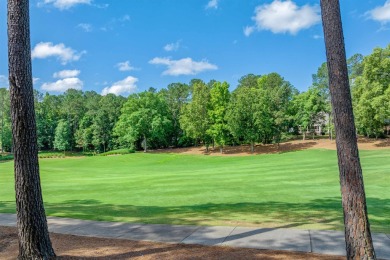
<box><xmin>0</xmin><ymin>75</ymin><xmax>7</xmax><ymax>83</ymax></box>
<box><xmin>95</xmin><ymin>3</ymin><xmax>109</xmax><ymax>9</ymax></box>
<box><xmin>206</xmin><ymin>0</ymin><xmax>218</xmax><ymax>9</ymax></box>
<box><xmin>53</xmin><ymin>70</ymin><xmax>80</xmax><ymax>78</ymax></box>
<box><xmin>77</xmin><ymin>23</ymin><xmax>92</xmax><ymax>32</ymax></box>
<box><xmin>243</xmin><ymin>26</ymin><xmax>255</xmax><ymax>37</ymax></box>
<box><xmin>0</xmin><ymin>75</ymin><xmax>8</xmax><ymax>88</ymax></box>
<box><xmin>120</xmin><ymin>15</ymin><xmax>130</xmax><ymax>22</ymax></box>
<box><xmin>149</xmin><ymin>57</ymin><xmax>218</xmax><ymax>76</ymax></box>
<box><xmin>164</xmin><ymin>41</ymin><xmax>181</xmax><ymax>52</ymax></box>
<box><xmin>31</xmin><ymin>42</ymin><xmax>85</xmax><ymax>65</ymax></box>
<box><xmin>101</xmin><ymin>76</ymin><xmax>138</xmax><ymax>96</ymax></box>
<box><xmin>100</xmin><ymin>14</ymin><xmax>131</xmax><ymax>32</ymax></box>
<box><xmin>313</xmin><ymin>34</ymin><xmax>323</xmax><ymax>40</ymax></box>
<box><xmin>367</xmin><ymin>1</ymin><xmax>390</xmax><ymax>23</ymax></box>
<box><xmin>41</xmin><ymin>0</ymin><xmax>91</xmax><ymax>10</ymax></box>
<box><xmin>116</xmin><ymin>61</ymin><xmax>135</xmax><ymax>72</ymax></box>
<box><xmin>247</xmin><ymin>0</ymin><xmax>321</xmax><ymax>35</ymax></box>
<box><xmin>0</xmin><ymin>75</ymin><xmax>40</xmax><ymax>87</ymax></box>
<box><xmin>41</xmin><ymin>78</ymin><xmax>83</xmax><ymax>92</ymax></box>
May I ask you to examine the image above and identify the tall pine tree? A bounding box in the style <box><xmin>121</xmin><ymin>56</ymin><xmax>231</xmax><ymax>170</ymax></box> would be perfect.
<box><xmin>320</xmin><ymin>0</ymin><xmax>376</xmax><ymax>258</ymax></box>
<box><xmin>7</xmin><ymin>0</ymin><xmax>55</xmax><ymax>258</ymax></box>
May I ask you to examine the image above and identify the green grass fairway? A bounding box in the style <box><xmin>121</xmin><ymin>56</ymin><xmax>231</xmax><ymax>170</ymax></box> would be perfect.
<box><xmin>0</xmin><ymin>149</ymin><xmax>389</xmax><ymax>233</ymax></box>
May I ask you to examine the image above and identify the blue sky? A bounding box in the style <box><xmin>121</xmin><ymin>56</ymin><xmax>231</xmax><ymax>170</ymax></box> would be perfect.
<box><xmin>0</xmin><ymin>0</ymin><xmax>390</xmax><ymax>95</ymax></box>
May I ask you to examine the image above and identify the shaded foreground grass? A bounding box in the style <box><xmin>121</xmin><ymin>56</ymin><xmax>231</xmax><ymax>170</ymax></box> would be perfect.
<box><xmin>0</xmin><ymin>149</ymin><xmax>389</xmax><ymax>233</ymax></box>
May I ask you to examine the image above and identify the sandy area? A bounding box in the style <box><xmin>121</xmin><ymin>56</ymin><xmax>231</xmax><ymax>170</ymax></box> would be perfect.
<box><xmin>151</xmin><ymin>137</ymin><xmax>390</xmax><ymax>156</ymax></box>
<box><xmin>0</xmin><ymin>226</ymin><xmax>344</xmax><ymax>260</ymax></box>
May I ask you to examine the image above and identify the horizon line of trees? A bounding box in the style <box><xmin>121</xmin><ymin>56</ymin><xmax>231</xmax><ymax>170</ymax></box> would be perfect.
<box><xmin>1</xmin><ymin>44</ymin><xmax>389</xmax><ymax>154</ymax></box>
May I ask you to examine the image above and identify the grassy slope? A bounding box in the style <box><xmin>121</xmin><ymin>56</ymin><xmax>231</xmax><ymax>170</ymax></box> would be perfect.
<box><xmin>0</xmin><ymin>149</ymin><xmax>388</xmax><ymax>232</ymax></box>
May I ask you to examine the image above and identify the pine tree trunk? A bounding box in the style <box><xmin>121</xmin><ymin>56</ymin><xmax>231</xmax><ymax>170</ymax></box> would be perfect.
<box><xmin>7</xmin><ymin>0</ymin><xmax>56</xmax><ymax>259</ymax></box>
<box><xmin>320</xmin><ymin>1</ymin><xmax>376</xmax><ymax>259</ymax></box>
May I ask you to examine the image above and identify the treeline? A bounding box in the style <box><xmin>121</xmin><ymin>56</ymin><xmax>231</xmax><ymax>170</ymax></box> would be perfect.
<box><xmin>0</xmin><ymin>45</ymin><xmax>389</xmax><ymax>153</ymax></box>
<box><xmin>0</xmin><ymin>88</ymin><xmax>126</xmax><ymax>153</ymax></box>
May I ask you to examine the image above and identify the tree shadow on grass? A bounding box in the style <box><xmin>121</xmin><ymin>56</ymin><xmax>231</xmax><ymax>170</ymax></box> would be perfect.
<box><xmin>0</xmin><ymin>159</ymin><xmax>13</xmax><ymax>163</ymax></box>
<box><xmin>374</xmin><ymin>139</ymin><xmax>390</xmax><ymax>148</ymax></box>
<box><xmin>1</xmin><ymin>197</ymin><xmax>388</xmax><ymax>233</ymax></box>
<box><xmin>152</xmin><ymin>142</ymin><xmax>318</xmax><ymax>156</ymax></box>
<box><xmin>217</xmin><ymin>142</ymin><xmax>318</xmax><ymax>155</ymax></box>
<box><xmin>357</xmin><ymin>137</ymin><xmax>390</xmax><ymax>148</ymax></box>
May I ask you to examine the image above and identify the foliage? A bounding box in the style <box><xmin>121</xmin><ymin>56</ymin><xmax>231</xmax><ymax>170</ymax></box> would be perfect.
<box><xmin>98</xmin><ymin>148</ymin><xmax>135</xmax><ymax>156</ymax></box>
<box><xmin>227</xmin><ymin>85</ymin><xmax>263</xmax><ymax>152</ymax></box>
<box><xmin>352</xmin><ymin>45</ymin><xmax>390</xmax><ymax>137</ymax></box>
<box><xmin>236</xmin><ymin>73</ymin><xmax>261</xmax><ymax>89</ymax></box>
<box><xmin>208</xmin><ymin>81</ymin><xmax>231</xmax><ymax>152</ymax></box>
<box><xmin>0</xmin><ymin>154</ymin><xmax>13</xmax><ymax>161</ymax></box>
<box><xmin>92</xmin><ymin>93</ymin><xmax>125</xmax><ymax>152</ymax></box>
<box><xmin>0</xmin><ymin>88</ymin><xmax>12</xmax><ymax>152</ymax></box>
<box><xmin>159</xmin><ymin>83</ymin><xmax>191</xmax><ymax>147</ymax></box>
<box><xmin>36</xmin><ymin>93</ymin><xmax>62</xmax><ymax>150</ymax></box>
<box><xmin>61</xmin><ymin>89</ymin><xmax>86</xmax><ymax>150</ymax></box>
<box><xmin>180</xmin><ymin>80</ymin><xmax>212</xmax><ymax>148</ymax></box>
<box><xmin>114</xmin><ymin>90</ymin><xmax>171</xmax><ymax>151</ymax></box>
<box><xmin>256</xmin><ymin>73</ymin><xmax>297</xmax><ymax>144</ymax></box>
<box><xmin>53</xmin><ymin>119</ymin><xmax>71</xmax><ymax>152</ymax></box>
<box><xmin>292</xmin><ymin>87</ymin><xmax>327</xmax><ymax>139</ymax></box>
<box><xmin>0</xmin><ymin>46</ymin><xmax>388</xmax><ymax>152</ymax></box>
<box><xmin>37</xmin><ymin>151</ymin><xmax>92</xmax><ymax>158</ymax></box>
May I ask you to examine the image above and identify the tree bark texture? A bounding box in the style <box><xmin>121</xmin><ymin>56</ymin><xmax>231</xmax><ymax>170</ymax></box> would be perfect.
<box><xmin>7</xmin><ymin>0</ymin><xmax>56</xmax><ymax>259</ymax></box>
<box><xmin>320</xmin><ymin>1</ymin><xmax>376</xmax><ymax>259</ymax></box>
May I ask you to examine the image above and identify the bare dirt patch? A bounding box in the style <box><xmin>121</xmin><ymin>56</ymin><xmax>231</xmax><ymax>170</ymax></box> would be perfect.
<box><xmin>0</xmin><ymin>226</ymin><xmax>343</xmax><ymax>260</ymax></box>
<box><xmin>151</xmin><ymin>138</ymin><xmax>390</xmax><ymax>156</ymax></box>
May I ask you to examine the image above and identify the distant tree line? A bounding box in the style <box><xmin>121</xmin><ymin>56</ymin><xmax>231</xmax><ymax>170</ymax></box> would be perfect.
<box><xmin>0</xmin><ymin>45</ymin><xmax>389</xmax><ymax>153</ymax></box>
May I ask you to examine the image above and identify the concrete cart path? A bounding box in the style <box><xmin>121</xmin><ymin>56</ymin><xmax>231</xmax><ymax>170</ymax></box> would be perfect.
<box><xmin>1</xmin><ymin>213</ymin><xmax>389</xmax><ymax>259</ymax></box>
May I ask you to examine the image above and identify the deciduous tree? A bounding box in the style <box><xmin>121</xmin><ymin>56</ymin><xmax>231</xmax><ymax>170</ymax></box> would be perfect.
<box><xmin>208</xmin><ymin>81</ymin><xmax>230</xmax><ymax>153</ymax></box>
<box><xmin>292</xmin><ymin>87</ymin><xmax>326</xmax><ymax>140</ymax></box>
<box><xmin>180</xmin><ymin>80</ymin><xmax>212</xmax><ymax>150</ymax></box>
<box><xmin>36</xmin><ymin>92</ymin><xmax>62</xmax><ymax>150</ymax></box>
<box><xmin>114</xmin><ymin>91</ymin><xmax>171</xmax><ymax>152</ymax></box>
<box><xmin>54</xmin><ymin>119</ymin><xmax>71</xmax><ymax>154</ymax></box>
<box><xmin>352</xmin><ymin>45</ymin><xmax>390</xmax><ymax>138</ymax></box>
<box><xmin>160</xmin><ymin>83</ymin><xmax>190</xmax><ymax>147</ymax></box>
<box><xmin>257</xmin><ymin>73</ymin><xmax>296</xmax><ymax>144</ymax></box>
<box><xmin>226</xmin><ymin>86</ymin><xmax>262</xmax><ymax>152</ymax></box>
<box><xmin>92</xmin><ymin>93</ymin><xmax>125</xmax><ymax>152</ymax></box>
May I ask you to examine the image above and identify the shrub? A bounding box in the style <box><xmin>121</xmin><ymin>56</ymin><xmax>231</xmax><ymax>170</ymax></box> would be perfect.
<box><xmin>99</xmin><ymin>149</ymin><xmax>135</xmax><ymax>156</ymax></box>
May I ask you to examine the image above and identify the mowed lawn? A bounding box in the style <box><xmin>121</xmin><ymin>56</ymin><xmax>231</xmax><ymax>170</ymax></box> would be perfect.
<box><xmin>0</xmin><ymin>149</ymin><xmax>389</xmax><ymax>233</ymax></box>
